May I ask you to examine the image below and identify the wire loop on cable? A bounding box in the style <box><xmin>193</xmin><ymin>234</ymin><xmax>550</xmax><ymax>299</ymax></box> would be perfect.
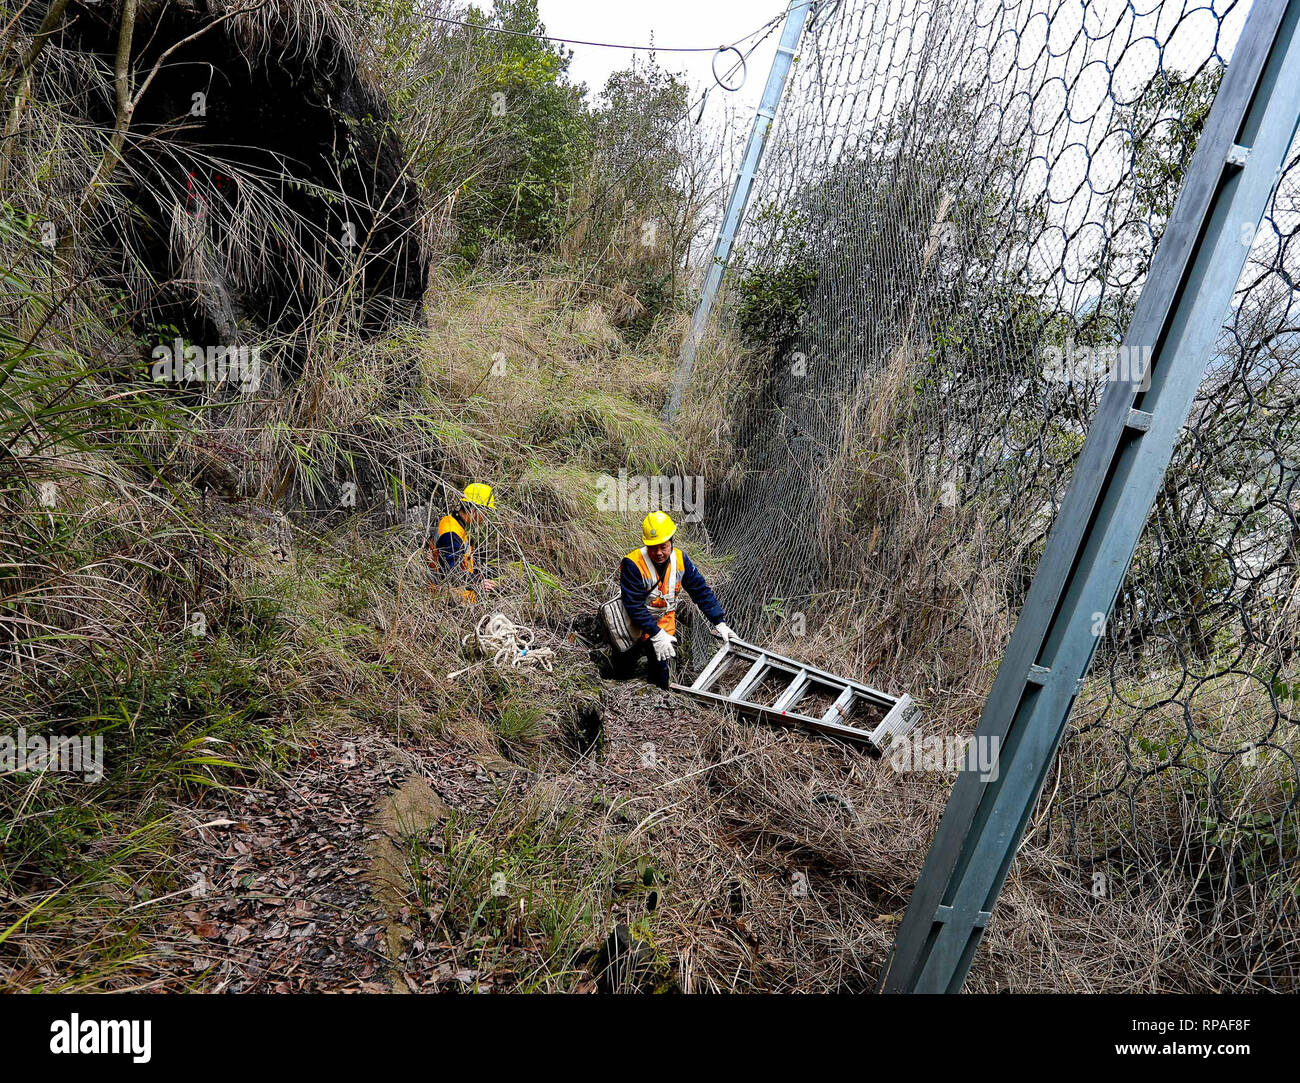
<box><xmin>713</xmin><ymin>45</ymin><xmax>747</xmax><ymax>92</ymax></box>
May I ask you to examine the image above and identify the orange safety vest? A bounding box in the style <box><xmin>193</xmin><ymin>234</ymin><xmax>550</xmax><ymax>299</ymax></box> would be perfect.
<box><xmin>626</xmin><ymin>546</ymin><xmax>684</xmax><ymax>637</ymax></box>
<box><xmin>430</xmin><ymin>513</ymin><xmax>477</xmax><ymax>602</ymax></box>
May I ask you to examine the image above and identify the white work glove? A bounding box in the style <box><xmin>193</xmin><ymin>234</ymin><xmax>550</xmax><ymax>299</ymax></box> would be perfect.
<box><xmin>713</xmin><ymin>622</ymin><xmax>734</xmax><ymax>645</ymax></box>
<box><xmin>651</xmin><ymin>629</ymin><xmax>677</xmax><ymax>661</ymax></box>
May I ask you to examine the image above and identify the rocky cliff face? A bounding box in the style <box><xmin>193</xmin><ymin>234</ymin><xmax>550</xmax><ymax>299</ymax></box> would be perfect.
<box><xmin>37</xmin><ymin>1</ymin><xmax>428</xmax><ymax>373</ymax></box>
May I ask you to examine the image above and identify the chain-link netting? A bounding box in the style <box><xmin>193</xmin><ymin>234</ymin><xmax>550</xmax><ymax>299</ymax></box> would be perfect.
<box><xmin>1051</xmin><ymin>140</ymin><xmax>1300</xmax><ymax>989</ymax></box>
<box><xmin>679</xmin><ymin>0</ymin><xmax>1300</xmax><ymax>988</ymax></box>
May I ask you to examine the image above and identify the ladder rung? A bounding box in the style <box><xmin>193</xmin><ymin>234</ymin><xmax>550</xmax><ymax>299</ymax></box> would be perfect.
<box><xmin>869</xmin><ymin>693</ymin><xmax>918</xmax><ymax>747</ymax></box>
<box><xmin>729</xmin><ymin>654</ymin><xmax>770</xmax><ymax>702</ymax></box>
<box><xmin>772</xmin><ymin>670</ymin><xmax>810</xmax><ymax>712</ymax></box>
<box><xmin>698</xmin><ymin>656</ymin><xmax>736</xmax><ymax>694</ymax></box>
<box><xmin>692</xmin><ymin>643</ymin><xmax>734</xmax><ymax>693</ymax></box>
<box><xmin>821</xmin><ymin>686</ymin><xmax>854</xmax><ymax>724</ymax></box>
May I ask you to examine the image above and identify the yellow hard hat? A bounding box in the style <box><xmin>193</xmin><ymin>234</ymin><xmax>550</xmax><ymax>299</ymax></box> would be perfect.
<box><xmin>462</xmin><ymin>482</ymin><xmax>495</xmax><ymax>509</ymax></box>
<box><xmin>642</xmin><ymin>510</ymin><xmax>676</xmax><ymax>545</ymax></box>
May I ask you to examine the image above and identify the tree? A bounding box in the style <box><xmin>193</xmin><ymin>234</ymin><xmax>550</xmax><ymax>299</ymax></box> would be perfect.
<box><xmin>363</xmin><ymin>0</ymin><xmax>589</xmax><ymax>264</ymax></box>
<box><xmin>566</xmin><ymin>56</ymin><xmax>712</xmax><ymax>338</ymax></box>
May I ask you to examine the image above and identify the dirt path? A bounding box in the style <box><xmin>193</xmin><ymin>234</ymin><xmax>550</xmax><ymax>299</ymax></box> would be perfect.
<box><xmin>162</xmin><ymin>671</ymin><xmax>707</xmax><ymax>992</ymax></box>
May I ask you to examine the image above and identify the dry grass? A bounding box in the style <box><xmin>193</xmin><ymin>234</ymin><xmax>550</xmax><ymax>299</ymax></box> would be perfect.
<box><xmin>659</xmin><ymin>250</ymin><xmax>1298</xmax><ymax>994</ymax></box>
<box><xmin>6</xmin><ymin>231</ymin><xmax>1288</xmax><ymax>989</ymax></box>
<box><xmin>4</xmin><ymin>0</ymin><xmax>1295</xmax><ymax>995</ymax></box>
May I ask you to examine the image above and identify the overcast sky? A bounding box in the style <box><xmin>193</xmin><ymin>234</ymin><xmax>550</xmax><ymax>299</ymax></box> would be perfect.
<box><xmin>535</xmin><ymin>0</ymin><xmax>789</xmax><ymax>120</ymax></box>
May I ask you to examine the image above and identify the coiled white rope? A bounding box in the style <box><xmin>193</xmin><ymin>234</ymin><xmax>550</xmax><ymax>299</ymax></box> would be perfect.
<box><xmin>447</xmin><ymin>612</ymin><xmax>555</xmax><ymax>679</ymax></box>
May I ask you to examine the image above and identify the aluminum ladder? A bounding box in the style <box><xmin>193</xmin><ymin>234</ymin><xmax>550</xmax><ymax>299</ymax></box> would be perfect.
<box><xmin>671</xmin><ymin>636</ymin><xmax>919</xmax><ymax>752</ymax></box>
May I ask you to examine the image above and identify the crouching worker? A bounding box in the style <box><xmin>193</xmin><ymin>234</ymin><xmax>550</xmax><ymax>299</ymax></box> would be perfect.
<box><xmin>614</xmin><ymin>511</ymin><xmax>734</xmax><ymax>690</ymax></box>
<box><xmin>428</xmin><ymin>482</ymin><xmax>497</xmax><ymax>603</ymax></box>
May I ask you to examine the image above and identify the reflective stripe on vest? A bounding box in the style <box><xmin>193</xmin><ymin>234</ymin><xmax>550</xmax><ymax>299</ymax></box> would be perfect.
<box><xmin>627</xmin><ymin>546</ymin><xmax>683</xmax><ymax>635</ymax></box>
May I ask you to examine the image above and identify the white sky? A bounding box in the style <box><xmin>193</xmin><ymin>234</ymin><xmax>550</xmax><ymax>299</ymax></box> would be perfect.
<box><xmin>535</xmin><ymin>0</ymin><xmax>788</xmax><ymax>118</ymax></box>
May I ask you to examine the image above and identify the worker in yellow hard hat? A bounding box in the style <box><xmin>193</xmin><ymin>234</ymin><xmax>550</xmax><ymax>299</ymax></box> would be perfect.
<box><xmin>612</xmin><ymin>510</ymin><xmax>733</xmax><ymax>689</ymax></box>
<box><xmin>428</xmin><ymin>482</ymin><xmax>496</xmax><ymax>602</ymax></box>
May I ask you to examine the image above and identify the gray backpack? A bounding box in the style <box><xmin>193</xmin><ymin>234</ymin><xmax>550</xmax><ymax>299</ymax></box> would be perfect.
<box><xmin>599</xmin><ymin>595</ymin><xmax>640</xmax><ymax>654</ymax></box>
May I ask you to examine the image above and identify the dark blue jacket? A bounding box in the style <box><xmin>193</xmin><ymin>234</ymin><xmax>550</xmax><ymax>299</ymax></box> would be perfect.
<box><xmin>620</xmin><ymin>549</ymin><xmax>724</xmax><ymax>637</ymax></box>
<box><xmin>434</xmin><ymin>517</ymin><xmax>490</xmax><ymax>584</ymax></box>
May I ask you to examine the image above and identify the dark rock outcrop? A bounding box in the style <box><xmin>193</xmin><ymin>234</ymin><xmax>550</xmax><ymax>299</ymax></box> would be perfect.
<box><xmin>35</xmin><ymin>1</ymin><xmax>427</xmax><ymax>372</ymax></box>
